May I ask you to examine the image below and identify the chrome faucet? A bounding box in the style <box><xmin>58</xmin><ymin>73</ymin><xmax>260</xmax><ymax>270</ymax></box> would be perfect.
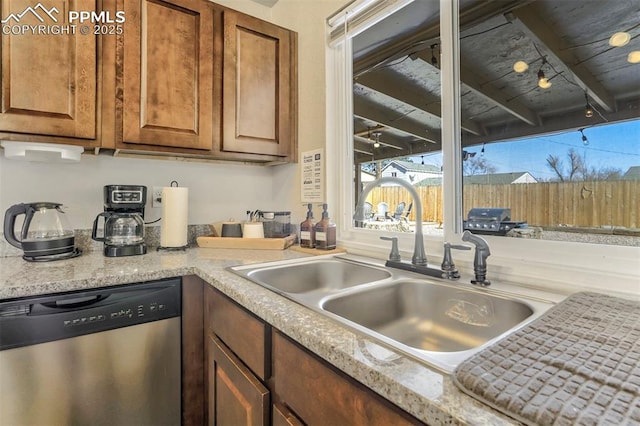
<box><xmin>355</xmin><ymin>178</ymin><xmax>485</xmax><ymax>282</ymax></box>
<box><xmin>355</xmin><ymin>177</ymin><xmax>427</xmax><ymax>266</ymax></box>
<box><xmin>462</xmin><ymin>230</ymin><xmax>491</xmax><ymax>286</ymax></box>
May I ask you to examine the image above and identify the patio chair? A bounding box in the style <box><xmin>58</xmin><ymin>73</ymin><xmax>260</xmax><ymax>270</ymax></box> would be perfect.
<box><xmin>392</xmin><ymin>202</ymin><xmax>406</xmax><ymax>221</ymax></box>
<box><xmin>374</xmin><ymin>202</ymin><xmax>390</xmax><ymax>221</ymax></box>
<box><xmin>396</xmin><ymin>202</ymin><xmax>412</xmax><ymax>222</ymax></box>
<box><xmin>363</xmin><ymin>201</ymin><xmax>373</xmax><ymax>219</ymax></box>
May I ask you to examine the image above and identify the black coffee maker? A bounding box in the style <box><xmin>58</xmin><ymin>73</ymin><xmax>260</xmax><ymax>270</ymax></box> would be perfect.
<box><xmin>92</xmin><ymin>185</ymin><xmax>147</xmax><ymax>257</ymax></box>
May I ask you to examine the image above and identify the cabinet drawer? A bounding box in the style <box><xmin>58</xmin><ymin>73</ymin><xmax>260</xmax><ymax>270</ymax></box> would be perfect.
<box><xmin>205</xmin><ymin>286</ymin><xmax>270</xmax><ymax>380</ymax></box>
<box><xmin>272</xmin><ymin>331</ymin><xmax>422</xmax><ymax>426</ymax></box>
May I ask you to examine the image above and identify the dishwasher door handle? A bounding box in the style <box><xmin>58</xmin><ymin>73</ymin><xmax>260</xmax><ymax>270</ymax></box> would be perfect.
<box><xmin>41</xmin><ymin>295</ymin><xmax>108</xmax><ymax>310</ymax></box>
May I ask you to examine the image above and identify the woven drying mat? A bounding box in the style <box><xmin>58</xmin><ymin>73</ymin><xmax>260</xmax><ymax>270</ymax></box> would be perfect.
<box><xmin>453</xmin><ymin>292</ymin><xmax>640</xmax><ymax>425</ymax></box>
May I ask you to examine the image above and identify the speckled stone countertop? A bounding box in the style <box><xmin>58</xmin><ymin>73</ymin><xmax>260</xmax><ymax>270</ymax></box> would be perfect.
<box><xmin>0</xmin><ymin>247</ymin><xmax>523</xmax><ymax>425</ymax></box>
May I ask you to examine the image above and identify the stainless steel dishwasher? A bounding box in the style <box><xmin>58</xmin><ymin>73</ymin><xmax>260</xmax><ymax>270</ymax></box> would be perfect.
<box><xmin>0</xmin><ymin>277</ymin><xmax>182</xmax><ymax>426</ymax></box>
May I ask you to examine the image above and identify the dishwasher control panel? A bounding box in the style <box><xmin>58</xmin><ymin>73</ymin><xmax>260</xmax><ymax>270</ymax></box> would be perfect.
<box><xmin>62</xmin><ymin>301</ymin><xmax>170</xmax><ymax>327</ymax></box>
<box><xmin>0</xmin><ymin>278</ymin><xmax>182</xmax><ymax>351</ymax></box>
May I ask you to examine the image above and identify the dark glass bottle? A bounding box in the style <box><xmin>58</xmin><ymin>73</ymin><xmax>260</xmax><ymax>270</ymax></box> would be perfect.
<box><xmin>314</xmin><ymin>204</ymin><xmax>336</xmax><ymax>250</ymax></box>
<box><xmin>300</xmin><ymin>204</ymin><xmax>315</xmax><ymax>248</ymax></box>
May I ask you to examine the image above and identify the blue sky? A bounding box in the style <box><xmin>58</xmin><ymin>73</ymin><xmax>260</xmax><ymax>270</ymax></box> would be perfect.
<box><xmin>416</xmin><ymin>119</ymin><xmax>640</xmax><ymax>180</ymax></box>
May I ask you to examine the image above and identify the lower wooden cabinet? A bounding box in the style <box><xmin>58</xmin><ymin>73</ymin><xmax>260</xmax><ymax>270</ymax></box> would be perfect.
<box><xmin>206</xmin><ymin>284</ymin><xmax>270</xmax><ymax>380</ymax></box>
<box><xmin>203</xmin><ymin>285</ymin><xmax>424</xmax><ymax>426</ymax></box>
<box><xmin>208</xmin><ymin>335</ymin><xmax>269</xmax><ymax>425</ymax></box>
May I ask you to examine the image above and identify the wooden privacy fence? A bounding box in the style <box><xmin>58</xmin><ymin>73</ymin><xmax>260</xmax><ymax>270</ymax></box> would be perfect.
<box><xmin>366</xmin><ymin>186</ymin><xmax>444</xmax><ymax>224</ymax></box>
<box><xmin>366</xmin><ymin>180</ymin><xmax>640</xmax><ymax>228</ymax></box>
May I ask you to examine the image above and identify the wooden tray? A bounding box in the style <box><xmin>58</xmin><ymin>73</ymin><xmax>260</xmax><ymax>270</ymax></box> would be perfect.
<box><xmin>197</xmin><ymin>234</ymin><xmax>296</xmax><ymax>250</ymax></box>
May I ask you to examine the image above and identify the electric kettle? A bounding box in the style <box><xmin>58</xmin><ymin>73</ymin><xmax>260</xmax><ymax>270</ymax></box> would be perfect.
<box><xmin>3</xmin><ymin>202</ymin><xmax>81</xmax><ymax>261</ymax></box>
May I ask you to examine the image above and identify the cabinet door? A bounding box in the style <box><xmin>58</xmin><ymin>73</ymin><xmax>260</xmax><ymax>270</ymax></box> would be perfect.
<box><xmin>122</xmin><ymin>0</ymin><xmax>214</xmax><ymax>150</ymax></box>
<box><xmin>221</xmin><ymin>11</ymin><xmax>293</xmax><ymax>157</ymax></box>
<box><xmin>273</xmin><ymin>403</ymin><xmax>304</xmax><ymax>426</ymax></box>
<box><xmin>208</xmin><ymin>335</ymin><xmax>269</xmax><ymax>426</ymax></box>
<box><xmin>0</xmin><ymin>0</ymin><xmax>96</xmax><ymax>139</ymax></box>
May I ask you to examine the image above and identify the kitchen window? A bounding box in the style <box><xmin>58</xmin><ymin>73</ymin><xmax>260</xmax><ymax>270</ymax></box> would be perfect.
<box><xmin>325</xmin><ymin>0</ymin><xmax>639</xmax><ymax>294</ymax></box>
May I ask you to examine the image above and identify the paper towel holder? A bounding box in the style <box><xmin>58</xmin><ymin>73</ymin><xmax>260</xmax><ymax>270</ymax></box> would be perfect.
<box><xmin>158</xmin><ymin>180</ymin><xmax>190</xmax><ymax>251</ymax></box>
<box><xmin>157</xmin><ymin>245</ymin><xmax>188</xmax><ymax>252</ymax></box>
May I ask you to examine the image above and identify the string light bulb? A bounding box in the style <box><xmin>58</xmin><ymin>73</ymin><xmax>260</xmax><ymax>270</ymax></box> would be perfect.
<box><xmin>579</xmin><ymin>128</ymin><xmax>589</xmax><ymax>146</ymax></box>
<box><xmin>584</xmin><ymin>93</ymin><xmax>594</xmax><ymax>118</ymax></box>
<box><xmin>628</xmin><ymin>51</ymin><xmax>640</xmax><ymax>64</ymax></box>
<box><xmin>609</xmin><ymin>32</ymin><xmax>631</xmax><ymax>47</ymax></box>
<box><xmin>513</xmin><ymin>61</ymin><xmax>528</xmax><ymax>73</ymax></box>
<box><xmin>537</xmin><ymin>59</ymin><xmax>552</xmax><ymax>89</ymax></box>
<box><xmin>537</xmin><ymin>69</ymin><xmax>552</xmax><ymax>89</ymax></box>
<box><xmin>372</xmin><ymin>131</ymin><xmax>381</xmax><ymax>148</ymax></box>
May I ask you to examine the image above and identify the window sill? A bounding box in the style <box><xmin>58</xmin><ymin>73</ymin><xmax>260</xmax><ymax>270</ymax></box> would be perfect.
<box><xmin>339</xmin><ymin>229</ymin><xmax>640</xmax><ymax>298</ymax></box>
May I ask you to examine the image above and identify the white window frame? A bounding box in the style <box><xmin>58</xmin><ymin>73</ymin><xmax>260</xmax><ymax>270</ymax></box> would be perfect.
<box><xmin>325</xmin><ymin>0</ymin><xmax>640</xmax><ymax>296</ymax></box>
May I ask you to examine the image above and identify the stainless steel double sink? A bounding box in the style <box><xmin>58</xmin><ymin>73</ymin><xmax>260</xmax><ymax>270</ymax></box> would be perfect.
<box><xmin>228</xmin><ymin>255</ymin><xmax>555</xmax><ymax>372</ymax></box>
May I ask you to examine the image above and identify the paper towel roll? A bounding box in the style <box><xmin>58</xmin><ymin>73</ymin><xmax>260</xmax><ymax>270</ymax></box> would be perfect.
<box><xmin>161</xmin><ymin>186</ymin><xmax>189</xmax><ymax>247</ymax></box>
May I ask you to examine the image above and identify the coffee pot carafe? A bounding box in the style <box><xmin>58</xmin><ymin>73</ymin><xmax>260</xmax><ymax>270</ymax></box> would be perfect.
<box><xmin>92</xmin><ymin>211</ymin><xmax>145</xmax><ymax>256</ymax></box>
<box><xmin>92</xmin><ymin>185</ymin><xmax>147</xmax><ymax>257</ymax></box>
<box><xmin>3</xmin><ymin>202</ymin><xmax>81</xmax><ymax>261</ymax></box>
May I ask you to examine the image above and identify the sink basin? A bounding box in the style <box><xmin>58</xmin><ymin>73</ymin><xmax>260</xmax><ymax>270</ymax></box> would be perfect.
<box><xmin>322</xmin><ymin>280</ymin><xmax>534</xmax><ymax>353</ymax></box>
<box><xmin>228</xmin><ymin>254</ymin><xmax>554</xmax><ymax>372</ymax></box>
<box><xmin>234</xmin><ymin>258</ymin><xmax>391</xmax><ymax>294</ymax></box>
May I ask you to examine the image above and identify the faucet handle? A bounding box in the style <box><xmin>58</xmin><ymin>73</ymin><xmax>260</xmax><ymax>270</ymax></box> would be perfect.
<box><xmin>380</xmin><ymin>237</ymin><xmax>401</xmax><ymax>262</ymax></box>
<box><xmin>441</xmin><ymin>243</ymin><xmax>470</xmax><ymax>279</ymax></box>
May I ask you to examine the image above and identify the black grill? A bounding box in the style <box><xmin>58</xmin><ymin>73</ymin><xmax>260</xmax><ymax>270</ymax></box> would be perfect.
<box><xmin>463</xmin><ymin>208</ymin><xmax>527</xmax><ymax>235</ymax></box>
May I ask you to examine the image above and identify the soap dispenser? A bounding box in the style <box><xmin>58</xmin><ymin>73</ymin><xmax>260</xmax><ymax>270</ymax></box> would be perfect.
<box><xmin>299</xmin><ymin>204</ymin><xmax>316</xmax><ymax>248</ymax></box>
<box><xmin>314</xmin><ymin>204</ymin><xmax>336</xmax><ymax>250</ymax></box>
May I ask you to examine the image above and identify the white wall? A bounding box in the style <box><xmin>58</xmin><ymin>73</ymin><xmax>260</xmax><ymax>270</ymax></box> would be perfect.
<box><xmin>0</xmin><ymin>0</ymin><xmax>347</xmax><ymax>230</ymax></box>
<box><xmin>0</xmin><ymin>154</ymin><xmax>278</xmax><ymax>228</ymax></box>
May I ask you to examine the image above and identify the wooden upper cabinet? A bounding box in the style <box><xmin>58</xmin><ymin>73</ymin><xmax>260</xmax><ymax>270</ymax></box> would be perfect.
<box><xmin>0</xmin><ymin>0</ymin><xmax>97</xmax><ymax>140</ymax></box>
<box><xmin>122</xmin><ymin>0</ymin><xmax>214</xmax><ymax>151</ymax></box>
<box><xmin>221</xmin><ymin>11</ymin><xmax>294</xmax><ymax>158</ymax></box>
